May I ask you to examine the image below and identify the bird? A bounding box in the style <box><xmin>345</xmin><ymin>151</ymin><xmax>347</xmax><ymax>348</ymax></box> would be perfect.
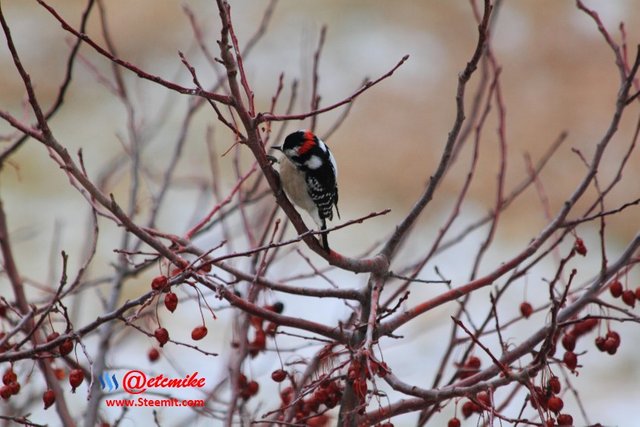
<box><xmin>272</xmin><ymin>130</ymin><xmax>340</xmax><ymax>251</ymax></box>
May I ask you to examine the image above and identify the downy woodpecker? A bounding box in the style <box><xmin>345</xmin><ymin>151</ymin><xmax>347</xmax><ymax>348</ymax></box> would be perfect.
<box><xmin>273</xmin><ymin>130</ymin><xmax>339</xmax><ymax>250</ymax></box>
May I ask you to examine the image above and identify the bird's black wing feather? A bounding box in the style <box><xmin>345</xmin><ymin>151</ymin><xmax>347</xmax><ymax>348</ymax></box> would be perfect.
<box><xmin>306</xmin><ymin>172</ymin><xmax>338</xmax><ymax>221</ymax></box>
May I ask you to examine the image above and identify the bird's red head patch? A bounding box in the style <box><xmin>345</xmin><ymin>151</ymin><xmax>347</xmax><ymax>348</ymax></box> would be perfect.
<box><xmin>298</xmin><ymin>131</ymin><xmax>316</xmax><ymax>155</ymax></box>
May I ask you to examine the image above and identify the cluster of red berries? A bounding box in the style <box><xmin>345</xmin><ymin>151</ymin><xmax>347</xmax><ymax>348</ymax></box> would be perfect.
<box><xmin>278</xmin><ymin>378</ymin><xmax>343</xmax><ymax>424</ymax></box>
<box><xmin>0</xmin><ymin>368</ymin><xmax>20</xmax><ymax>400</ymax></box>
<box><xmin>237</xmin><ymin>373</ymin><xmax>260</xmax><ymax>400</ymax></box>
<box><xmin>457</xmin><ymin>378</ymin><xmax>574</xmax><ymax>425</ymax></box>
<box><xmin>247</xmin><ymin>302</ymin><xmax>283</xmax><ymax>357</ymax></box>
<box><xmin>594</xmin><ymin>330</ymin><xmax>620</xmax><ymax>355</ymax></box>
<box><xmin>151</xmin><ymin>275</ymin><xmax>180</xmax><ymax>316</ymax></box>
<box><xmin>150</xmin><ymin>274</ymin><xmax>210</xmax><ymax>351</ymax></box>
<box><xmin>560</xmin><ymin>317</ymin><xmax>598</xmax><ymax>372</ymax></box>
<box><xmin>608</xmin><ymin>279</ymin><xmax>639</xmax><ymax>308</ymax></box>
<box><xmin>151</xmin><ymin>275</ymin><xmax>181</xmax><ymax>316</ymax></box>
<box><xmin>460</xmin><ymin>399</ymin><xmax>481</xmax><ymax>418</ymax></box>
<box><xmin>459</xmin><ymin>390</ymin><xmax>491</xmax><ymax>418</ymax></box>
<box><xmin>529</xmin><ymin>376</ymin><xmax>573</xmax><ymax>425</ymax></box>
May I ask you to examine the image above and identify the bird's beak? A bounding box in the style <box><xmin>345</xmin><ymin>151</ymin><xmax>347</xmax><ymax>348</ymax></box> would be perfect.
<box><xmin>271</xmin><ymin>145</ymin><xmax>282</xmax><ymax>151</ymax></box>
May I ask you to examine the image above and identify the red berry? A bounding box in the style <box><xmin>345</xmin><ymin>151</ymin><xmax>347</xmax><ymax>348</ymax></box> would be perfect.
<box><xmin>530</xmin><ymin>386</ymin><xmax>548</xmax><ymax>410</ymax></box>
<box><xmin>607</xmin><ymin>330</ymin><xmax>620</xmax><ymax>343</ymax></box>
<box><xmin>271</xmin><ymin>369</ymin><xmax>287</xmax><ymax>383</ymax></box>
<box><xmin>305</xmin><ymin>398</ymin><xmax>320</xmax><ymax>414</ymax></box>
<box><xmin>43</xmin><ymin>389</ymin><xmax>55</xmax><ymax>409</ymax></box>
<box><xmin>604</xmin><ymin>339</ymin><xmax>618</xmax><ymax>355</ymax></box>
<box><xmin>151</xmin><ymin>275</ymin><xmax>168</xmax><ymax>291</ymax></box>
<box><xmin>462</xmin><ymin>400</ymin><xmax>477</xmax><ymax>419</ymax></box>
<box><xmin>603</xmin><ymin>332</ymin><xmax>620</xmax><ymax>355</ymax></box>
<box><xmin>568</xmin><ymin>319</ymin><xmax>594</xmax><ymax>339</ymax></box>
<box><xmin>621</xmin><ymin>289</ymin><xmax>636</xmax><ymax>308</ymax></box>
<box><xmin>314</xmin><ymin>388</ymin><xmax>329</xmax><ymax>403</ymax></box>
<box><xmin>2</xmin><ymin>368</ymin><xmax>16</xmax><ymax>385</ymax></box>
<box><xmin>574</xmin><ymin>238</ymin><xmax>587</xmax><ymax>256</ymax></box>
<box><xmin>561</xmin><ymin>333</ymin><xmax>576</xmax><ymax>351</ymax></box>
<box><xmin>448</xmin><ymin>417</ymin><xmax>461</xmax><ymax>427</ymax></box>
<box><xmin>280</xmin><ymin>386</ymin><xmax>293</xmax><ymax>405</ymax></box>
<box><xmin>563</xmin><ymin>351</ymin><xmax>578</xmax><ymax>371</ymax></box>
<box><xmin>556</xmin><ymin>413</ymin><xmax>574</xmax><ymax>426</ymax></box>
<box><xmin>154</xmin><ymin>327</ymin><xmax>169</xmax><ymax>347</ymax></box>
<box><xmin>8</xmin><ymin>381</ymin><xmax>19</xmax><ymax>395</ymax></box>
<box><xmin>164</xmin><ymin>292</ymin><xmax>178</xmax><ymax>313</ymax></box>
<box><xmin>635</xmin><ymin>287</ymin><xmax>640</xmax><ymax>300</ymax></box>
<box><xmin>610</xmin><ymin>280</ymin><xmax>623</xmax><ymax>298</ymax></box>
<box><xmin>46</xmin><ymin>332</ymin><xmax>60</xmax><ymax>342</ymax></box>
<box><xmin>548</xmin><ymin>376</ymin><xmax>561</xmax><ymax>394</ymax></box>
<box><xmin>246</xmin><ymin>380</ymin><xmax>259</xmax><ymax>396</ymax></box>
<box><xmin>476</xmin><ymin>390</ymin><xmax>490</xmax><ymax>407</ymax></box>
<box><xmin>461</xmin><ymin>400</ymin><xmax>479</xmax><ymax>418</ymax></box>
<box><xmin>595</xmin><ymin>336</ymin><xmax>606</xmax><ymax>351</ymax></box>
<box><xmin>520</xmin><ymin>301</ymin><xmax>533</xmax><ymax>318</ymax></box>
<box><xmin>467</xmin><ymin>356</ymin><xmax>481</xmax><ymax>369</ymax></box>
<box><xmin>571</xmin><ymin>317</ymin><xmax>598</xmax><ymax>336</ymax></box>
<box><xmin>0</xmin><ymin>385</ymin><xmax>11</xmax><ymax>400</ymax></box>
<box><xmin>325</xmin><ymin>392</ymin><xmax>339</xmax><ymax>408</ymax></box>
<box><xmin>547</xmin><ymin>396</ymin><xmax>564</xmax><ymax>413</ymax></box>
<box><xmin>148</xmin><ymin>348</ymin><xmax>160</xmax><ymax>362</ymax></box>
<box><xmin>69</xmin><ymin>368</ymin><xmax>84</xmax><ymax>392</ymax></box>
<box><xmin>59</xmin><ymin>339</ymin><xmax>74</xmax><ymax>356</ymax></box>
<box><xmin>53</xmin><ymin>368</ymin><xmax>65</xmax><ymax>380</ymax></box>
<box><xmin>191</xmin><ymin>325</ymin><xmax>208</xmax><ymax>341</ymax></box>
<box><xmin>459</xmin><ymin>355</ymin><xmax>481</xmax><ymax>378</ymax></box>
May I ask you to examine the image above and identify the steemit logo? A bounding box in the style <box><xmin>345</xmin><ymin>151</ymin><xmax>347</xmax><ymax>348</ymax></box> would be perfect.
<box><xmin>99</xmin><ymin>372</ymin><xmax>119</xmax><ymax>391</ymax></box>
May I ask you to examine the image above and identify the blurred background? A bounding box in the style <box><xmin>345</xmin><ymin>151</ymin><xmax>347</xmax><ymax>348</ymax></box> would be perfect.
<box><xmin>1</xmin><ymin>1</ymin><xmax>639</xmax><ymax>426</ymax></box>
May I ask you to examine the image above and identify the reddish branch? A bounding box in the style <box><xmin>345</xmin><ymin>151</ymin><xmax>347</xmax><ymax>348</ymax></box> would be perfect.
<box><xmin>378</xmin><ymin>43</ymin><xmax>640</xmax><ymax>339</ymax></box>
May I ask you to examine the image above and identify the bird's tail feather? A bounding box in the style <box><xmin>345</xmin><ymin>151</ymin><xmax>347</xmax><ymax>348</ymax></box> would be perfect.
<box><xmin>320</xmin><ymin>220</ymin><xmax>330</xmax><ymax>251</ymax></box>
